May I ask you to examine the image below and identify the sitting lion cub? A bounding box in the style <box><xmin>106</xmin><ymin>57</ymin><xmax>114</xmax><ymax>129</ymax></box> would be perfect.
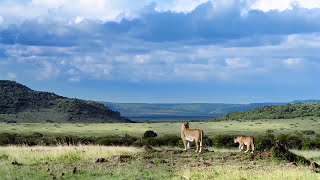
<box><xmin>181</xmin><ymin>122</ymin><xmax>203</xmax><ymax>153</ymax></box>
<box><xmin>234</xmin><ymin>136</ymin><xmax>255</xmax><ymax>153</ymax></box>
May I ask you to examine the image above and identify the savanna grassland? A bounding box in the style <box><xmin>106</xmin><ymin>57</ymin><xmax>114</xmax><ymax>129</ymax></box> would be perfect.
<box><xmin>1</xmin><ymin>117</ymin><xmax>320</xmax><ymax>138</ymax></box>
<box><xmin>0</xmin><ymin>118</ymin><xmax>320</xmax><ymax>179</ymax></box>
<box><xmin>0</xmin><ymin>145</ymin><xmax>319</xmax><ymax>180</ymax></box>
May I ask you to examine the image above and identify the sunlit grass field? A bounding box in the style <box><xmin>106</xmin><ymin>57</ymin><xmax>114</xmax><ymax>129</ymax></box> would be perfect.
<box><xmin>0</xmin><ymin>145</ymin><xmax>319</xmax><ymax>180</ymax></box>
<box><xmin>0</xmin><ymin>117</ymin><xmax>319</xmax><ymax>138</ymax></box>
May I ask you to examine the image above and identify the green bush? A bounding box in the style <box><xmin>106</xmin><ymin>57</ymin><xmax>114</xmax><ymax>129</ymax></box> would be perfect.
<box><xmin>143</xmin><ymin>130</ymin><xmax>158</xmax><ymax>138</ymax></box>
<box><xmin>301</xmin><ymin>138</ymin><xmax>320</xmax><ymax>150</ymax></box>
<box><xmin>277</xmin><ymin>134</ymin><xmax>303</xmax><ymax>149</ymax></box>
<box><xmin>302</xmin><ymin>130</ymin><xmax>316</xmax><ymax>135</ymax></box>
<box><xmin>255</xmin><ymin>134</ymin><xmax>276</xmax><ymax>151</ymax></box>
<box><xmin>271</xmin><ymin>143</ymin><xmax>311</xmax><ymax>165</ymax></box>
<box><xmin>203</xmin><ymin>136</ymin><xmax>213</xmax><ymax>147</ymax></box>
<box><xmin>213</xmin><ymin>135</ymin><xmax>237</xmax><ymax>148</ymax></box>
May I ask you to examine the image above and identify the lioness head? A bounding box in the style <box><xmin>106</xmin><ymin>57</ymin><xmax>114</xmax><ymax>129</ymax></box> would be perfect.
<box><xmin>234</xmin><ymin>137</ymin><xmax>239</xmax><ymax>143</ymax></box>
<box><xmin>182</xmin><ymin>122</ymin><xmax>189</xmax><ymax>129</ymax></box>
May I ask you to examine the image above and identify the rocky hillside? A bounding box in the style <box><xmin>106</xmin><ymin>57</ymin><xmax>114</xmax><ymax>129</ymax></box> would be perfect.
<box><xmin>0</xmin><ymin>80</ymin><xmax>132</xmax><ymax>123</ymax></box>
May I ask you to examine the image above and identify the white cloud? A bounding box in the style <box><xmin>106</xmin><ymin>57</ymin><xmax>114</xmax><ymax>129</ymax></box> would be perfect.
<box><xmin>0</xmin><ymin>16</ymin><xmax>3</xmax><ymax>24</ymax></box>
<box><xmin>283</xmin><ymin>58</ymin><xmax>304</xmax><ymax>69</ymax></box>
<box><xmin>37</xmin><ymin>61</ymin><xmax>60</xmax><ymax>80</ymax></box>
<box><xmin>68</xmin><ymin>76</ymin><xmax>80</xmax><ymax>82</ymax></box>
<box><xmin>155</xmin><ymin>0</ymin><xmax>209</xmax><ymax>12</ymax></box>
<box><xmin>67</xmin><ymin>69</ymin><xmax>78</xmax><ymax>75</ymax></box>
<box><xmin>7</xmin><ymin>72</ymin><xmax>17</xmax><ymax>80</ymax></box>
<box><xmin>251</xmin><ymin>0</ymin><xmax>320</xmax><ymax>12</ymax></box>
<box><xmin>0</xmin><ymin>0</ymin><xmax>320</xmax><ymax>28</ymax></box>
<box><xmin>71</xmin><ymin>56</ymin><xmax>112</xmax><ymax>78</ymax></box>
<box><xmin>74</xmin><ymin>16</ymin><xmax>84</xmax><ymax>24</ymax></box>
<box><xmin>134</xmin><ymin>54</ymin><xmax>151</xmax><ymax>64</ymax></box>
<box><xmin>225</xmin><ymin>58</ymin><xmax>251</xmax><ymax>68</ymax></box>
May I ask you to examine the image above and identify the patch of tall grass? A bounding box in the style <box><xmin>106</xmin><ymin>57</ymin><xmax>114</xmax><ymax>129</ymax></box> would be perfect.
<box><xmin>0</xmin><ymin>145</ymin><xmax>139</xmax><ymax>164</ymax></box>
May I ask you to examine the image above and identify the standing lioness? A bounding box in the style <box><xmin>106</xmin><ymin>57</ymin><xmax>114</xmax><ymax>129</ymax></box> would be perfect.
<box><xmin>181</xmin><ymin>122</ymin><xmax>203</xmax><ymax>153</ymax></box>
<box><xmin>234</xmin><ymin>136</ymin><xmax>255</xmax><ymax>153</ymax></box>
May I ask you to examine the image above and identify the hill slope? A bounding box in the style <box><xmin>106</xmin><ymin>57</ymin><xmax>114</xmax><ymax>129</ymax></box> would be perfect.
<box><xmin>0</xmin><ymin>80</ymin><xmax>132</xmax><ymax>123</ymax></box>
<box><xmin>215</xmin><ymin>103</ymin><xmax>320</xmax><ymax>121</ymax></box>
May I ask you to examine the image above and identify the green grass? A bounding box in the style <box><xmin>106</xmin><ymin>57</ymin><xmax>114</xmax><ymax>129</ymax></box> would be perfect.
<box><xmin>1</xmin><ymin>118</ymin><xmax>319</xmax><ymax>138</ymax></box>
<box><xmin>0</xmin><ymin>146</ymin><xmax>319</xmax><ymax>180</ymax></box>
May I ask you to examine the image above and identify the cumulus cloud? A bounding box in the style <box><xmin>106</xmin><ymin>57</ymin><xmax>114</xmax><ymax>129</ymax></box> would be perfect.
<box><xmin>1</xmin><ymin>1</ymin><xmax>320</xmax><ymax>84</ymax></box>
<box><xmin>2</xmin><ymin>1</ymin><xmax>320</xmax><ymax>48</ymax></box>
<box><xmin>37</xmin><ymin>61</ymin><xmax>60</xmax><ymax>80</ymax></box>
<box><xmin>251</xmin><ymin>0</ymin><xmax>320</xmax><ymax>11</ymax></box>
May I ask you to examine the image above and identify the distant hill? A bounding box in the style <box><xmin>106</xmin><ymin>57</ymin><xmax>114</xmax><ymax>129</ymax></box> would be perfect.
<box><xmin>103</xmin><ymin>100</ymin><xmax>320</xmax><ymax>122</ymax></box>
<box><xmin>215</xmin><ymin>103</ymin><xmax>320</xmax><ymax>121</ymax></box>
<box><xmin>291</xmin><ymin>100</ymin><xmax>320</xmax><ymax>103</ymax></box>
<box><xmin>102</xmin><ymin>102</ymin><xmax>284</xmax><ymax>121</ymax></box>
<box><xmin>0</xmin><ymin>80</ymin><xmax>132</xmax><ymax>123</ymax></box>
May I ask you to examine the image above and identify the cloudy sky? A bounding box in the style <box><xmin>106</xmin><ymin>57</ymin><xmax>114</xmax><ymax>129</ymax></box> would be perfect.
<box><xmin>1</xmin><ymin>0</ymin><xmax>320</xmax><ymax>103</ymax></box>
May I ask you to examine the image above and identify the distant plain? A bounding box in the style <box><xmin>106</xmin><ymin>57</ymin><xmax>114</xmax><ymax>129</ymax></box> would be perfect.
<box><xmin>1</xmin><ymin>117</ymin><xmax>319</xmax><ymax>138</ymax></box>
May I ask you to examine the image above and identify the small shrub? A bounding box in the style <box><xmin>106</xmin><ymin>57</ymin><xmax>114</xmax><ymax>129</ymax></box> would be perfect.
<box><xmin>301</xmin><ymin>138</ymin><xmax>320</xmax><ymax>150</ymax></box>
<box><xmin>203</xmin><ymin>136</ymin><xmax>213</xmax><ymax>147</ymax></box>
<box><xmin>143</xmin><ymin>131</ymin><xmax>158</xmax><ymax>138</ymax></box>
<box><xmin>213</xmin><ymin>135</ymin><xmax>236</xmax><ymax>148</ymax></box>
<box><xmin>266</xmin><ymin>129</ymin><xmax>274</xmax><ymax>134</ymax></box>
<box><xmin>302</xmin><ymin>130</ymin><xmax>315</xmax><ymax>135</ymax></box>
<box><xmin>32</xmin><ymin>132</ymin><xmax>44</xmax><ymax>137</ymax></box>
<box><xmin>277</xmin><ymin>134</ymin><xmax>303</xmax><ymax>149</ymax></box>
<box><xmin>255</xmin><ymin>133</ymin><xmax>276</xmax><ymax>151</ymax></box>
<box><xmin>6</xmin><ymin>120</ymin><xmax>17</xmax><ymax>124</ymax></box>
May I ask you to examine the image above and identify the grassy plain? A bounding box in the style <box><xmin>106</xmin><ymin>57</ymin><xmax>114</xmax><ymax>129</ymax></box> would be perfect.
<box><xmin>0</xmin><ymin>146</ymin><xmax>319</xmax><ymax>180</ymax></box>
<box><xmin>0</xmin><ymin>118</ymin><xmax>320</xmax><ymax>179</ymax></box>
<box><xmin>0</xmin><ymin>117</ymin><xmax>319</xmax><ymax>138</ymax></box>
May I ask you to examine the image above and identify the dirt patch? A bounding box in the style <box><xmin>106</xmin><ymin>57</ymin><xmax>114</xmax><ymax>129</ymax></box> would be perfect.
<box><xmin>140</xmin><ymin>145</ymin><xmax>154</xmax><ymax>152</ymax></box>
<box><xmin>201</xmin><ymin>148</ymin><xmax>212</xmax><ymax>153</ymax></box>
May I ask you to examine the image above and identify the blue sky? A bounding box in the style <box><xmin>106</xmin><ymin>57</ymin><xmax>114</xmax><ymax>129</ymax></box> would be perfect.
<box><xmin>1</xmin><ymin>0</ymin><xmax>320</xmax><ymax>103</ymax></box>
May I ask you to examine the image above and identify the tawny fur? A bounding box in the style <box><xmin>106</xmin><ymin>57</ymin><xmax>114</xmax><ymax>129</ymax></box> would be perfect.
<box><xmin>181</xmin><ymin>122</ymin><xmax>203</xmax><ymax>153</ymax></box>
<box><xmin>234</xmin><ymin>136</ymin><xmax>255</xmax><ymax>153</ymax></box>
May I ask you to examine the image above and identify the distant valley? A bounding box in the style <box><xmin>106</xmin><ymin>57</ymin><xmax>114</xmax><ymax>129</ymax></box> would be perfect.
<box><xmin>103</xmin><ymin>100</ymin><xmax>320</xmax><ymax>122</ymax></box>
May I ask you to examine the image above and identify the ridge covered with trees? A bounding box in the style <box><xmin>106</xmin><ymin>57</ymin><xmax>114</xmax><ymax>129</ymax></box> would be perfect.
<box><xmin>0</xmin><ymin>80</ymin><xmax>132</xmax><ymax>123</ymax></box>
<box><xmin>215</xmin><ymin>103</ymin><xmax>320</xmax><ymax>121</ymax></box>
